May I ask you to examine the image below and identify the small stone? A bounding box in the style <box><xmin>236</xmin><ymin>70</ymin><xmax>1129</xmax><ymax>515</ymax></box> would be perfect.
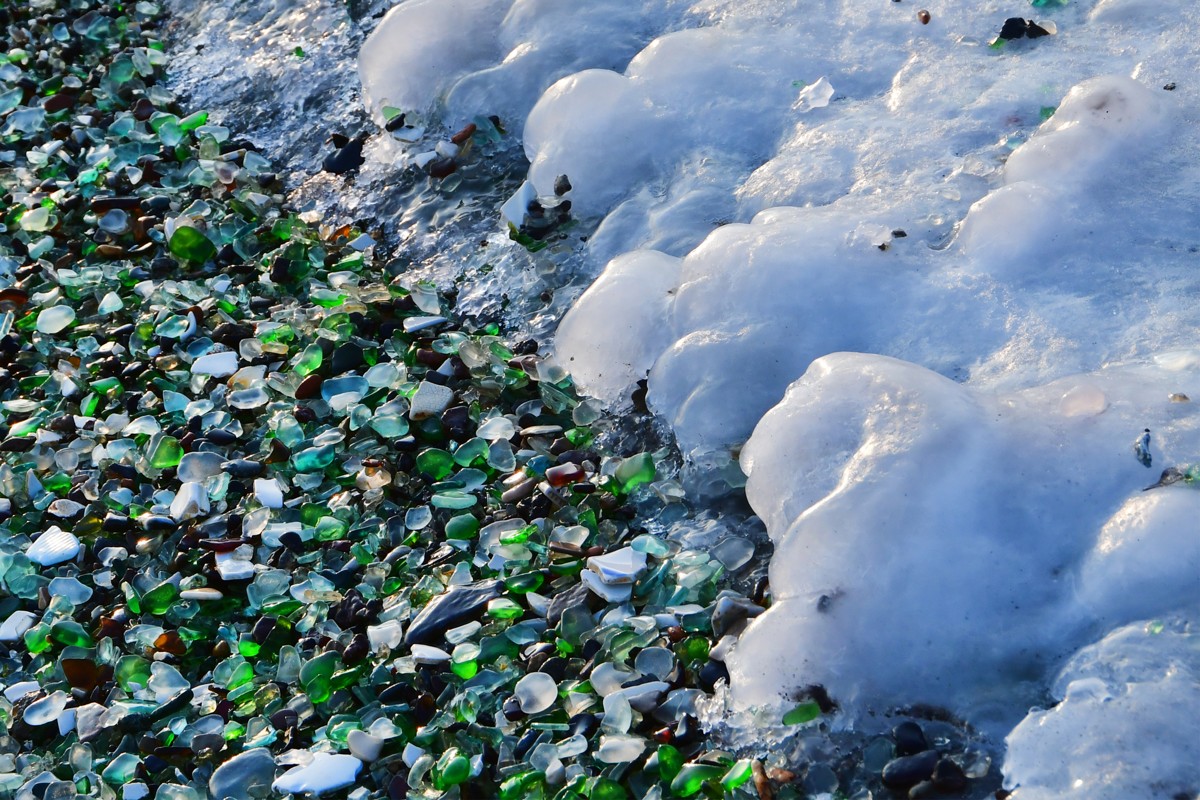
<box><xmin>892</xmin><ymin>721</ymin><xmax>928</xmax><ymax>756</ymax></box>
<box><xmin>514</xmin><ymin>672</ymin><xmax>558</xmax><ymax>714</ymax></box>
<box><xmin>4</xmin><ymin>681</ymin><xmax>40</xmax><ymax>702</ymax></box>
<box><xmin>596</xmin><ymin>735</ymin><xmax>646</xmax><ymax>764</ymax></box>
<box><xmin>181</xmin><ymin>588</ymin><xmax>224</xmax><ymax>601</ymax></box>
<box><xmin>215</xmin><ymin>552</ymin><xmax>255</xmax><ymax>580</ymax></box>
<box><xmin>323</xmin><ymin>136</ymin><xmax>367</xmax><ymax>174</ymax></box>
<box><xmin>254</xmin><ymin>478</ymin><xmax>285</xmax><ymax>508</ymax></box>
<box><xmin>0</xmin><ymin>610</ymin><xmax>38</xmax><ymax>641</ymax></box>
<box><xmin>178</xmin><ymin>452</ymin><xmax>225</xmax><ymax>482</ymax></box>
<box><xmin>209</xmin><ymin>747</ymin><xmax>276</xmax><ymax>800</ymax></box>
<box><xmin>409</xmin><ymin>381</ymin><xmax>455</xmax><ymax>420</ymax></box>
<box><xmin>917</xmin><ymin>9</ymin><xmax>931</xmax><ymax>23</ymax></box>
<box><xmin>404</xmin><ymin>580</ymin><xmax>501</xmax><ymax>645</ymax></box>
<box><xmin>348</xmin><ymin>729</ymin><xmax>384</xmax><ymax>762</ymax></box>
<box><xmin>581</xmin><ymin>570</ymin><xmax>632</xmax><ymax>602</ymax></box>
<box><xmin>26</xmin><ymin>527</ymin><xmax>81</xmax><ymax>566</ymax></box>
<box><xmin>410</xmin><ymin>644</ymin><xmax>451</xmax><ymax>664</ymax></box>
<box><xmin>36</xmin><ymin>306</ymin><xmax>75</xmax><ymax>334</ymax></box>
<box><xmin>192</xmin><ymin>351</ymin><xmax>239</xmax><ymax>377</ymax></box>
<box><xmin>170</xmin><ymin>481</ymin><xmax>210</xmax><ymax>520</ymax></box>
<box><xmin>882</xmin><ymin>750</ymin><xmax>939</xmax><ymax>789</ymax></box>
<box><xmin>24</xmin><ymin>690</ymin><xmax>69</xmax><ymax>725</ymax></box>
<box><xmin>273</xmin><ymin>752</ymin><xmax>363</xmax><ymax>796</ymax></box>
<box><xmin>587</xmin><ymin>547</ymin><xmax>647</xmax><ymax>585</ymax></box>
<box><xmin>931</xmin><ymin>758</ymin><xmax>969</xmax><ymax>793</ymax></box>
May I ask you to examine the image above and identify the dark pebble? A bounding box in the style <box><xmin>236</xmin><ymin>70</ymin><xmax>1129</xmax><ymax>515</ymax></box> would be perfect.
<box><xmin>330</xmin><ymin>342</ymin><xmax>363</xmax><ymax>374</ymax></box>
<box><xmin>403</xmin><ymin>579</ymin><xmax>502</xmax><ymax>645</ymax></box>
<box><xmin>892</xmin><ymin>721</ymin><xmax>928</xmax><ymax>756</ymax></box>
<box><xmin>514</xmin><ymin>729</ymin><xmax>539</xmax><ymax>759</ymax></box>
<box><xmin>204</xmin><ymin>429</ymin><xmax>238</xmax><ymax>445</ymax></box>
<box><xmin>909</xmin><ymin>780</ymin><xmax>936</xmax><ymax>799</ymax></box>
<box><xmin>999</xmin><ymin>17</ymin><xmax>1027</xmax><ymax>39</ymax></box>
<box><xmin>342</xmin><ymin>633</ymin><xmax>369</xmax><ymax>666</ymax></box>
<box><xmin>932</xmin><ymin>758</ymin><xmax>969</xmax><ymax>793</ymax></box>
<box><xmin>151</xmin><ymin>688</ymin><xmax>194</xmax><ymax>720</ymax></box>
<box><xmin>140</xmin><ymin>515</ymin><xmax>176</xmax><ymax>532</ymax></box>
<box><xmin>568</xmin><ymin>713</ymin><xmax>598</xmax><ymax>739</ymax></box>
<box><xmin>295</xmin><ymin>373</ymin><xmax>323</xmax><ymax>399</ymax></box>
<box><xmin>221</xmin><ymin>459</ymin><xmax>263</xmax><ymax>478</ymax></box>
<box><xmin>882</xmin><ymin>750</ymin><xmax>940</xmax><ymax>789</ymax></box>
<box><xmin>698</xmin><ymin>659</ymin><xmax>730</xmax><ymax>692</ymax></box>
<box><xmin>553</xmin><ymin>174</ymin><xmax>572</xmax><ymax>196</ymax></box>
<box><xmin>323</xmin><ymin>136</ymin><xmax>366</xmax><ymax>174</ymax></box>
<box><xmin>102</xmin><ymin>513</ymin><xmax>131</xmax><ymax>532</ymax></box>
<box><xmin>538</xmin><ymin>656</ymin><xmax>568</xmax><ymax>682</ymax></box>
<box><xmin>502</xmin><ymin>695</ymin><xmax>526</xmax><ymax>722</ymax></box>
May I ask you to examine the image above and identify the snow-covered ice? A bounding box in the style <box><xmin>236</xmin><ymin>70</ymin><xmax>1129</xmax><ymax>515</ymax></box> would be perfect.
<box><xmin>359</xmin><ymin>0</ymin><xmax>1200</xmax><ymax>795</ymax></box>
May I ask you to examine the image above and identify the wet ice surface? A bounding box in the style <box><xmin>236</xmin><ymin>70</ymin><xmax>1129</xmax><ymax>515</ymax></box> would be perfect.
<box><xmin>163</xmin><ymin>0</ymin><xmax>581</xmax><ymax>334</ymax></box>
<box><xmin>175</xmin><ymin>0</ymin><xmax>1200</xmax><ymax>796</ymax></box>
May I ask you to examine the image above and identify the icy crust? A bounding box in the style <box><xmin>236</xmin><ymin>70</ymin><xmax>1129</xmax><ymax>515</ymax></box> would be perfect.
<box><xmin>561</xmin><ymin>74</ymin><xmax>1173</xmax><ymax>454</ymax></box>
<box><xmin>358</xmin><ymin>0</ymin><xmax>683</xmax><ymax>135</ymax></box>
<box><xmin>726</xmin><ymin>352</ymin><xmax>1200</xmax><ymax>735</ymax></box>
<box><xmin>1003</xmin><ymin>619</ymin><xmax>1200</xmax><ymax>800</ymax></box>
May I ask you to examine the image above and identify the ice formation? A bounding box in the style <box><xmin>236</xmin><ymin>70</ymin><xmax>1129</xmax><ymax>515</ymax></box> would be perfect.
<box><xmin>361</xmin><ymin>0</ymin><xmax>1200</xmax><ymax>794</ymax></box>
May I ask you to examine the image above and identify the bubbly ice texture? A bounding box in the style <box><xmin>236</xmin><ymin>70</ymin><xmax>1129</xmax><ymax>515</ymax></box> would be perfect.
<box><xmin>1003</xmin><ymin>619</ymin><xmax>1200</xmax><ymax>800</ymax></box>
<box><xmin>358</xmin><ymin>0</ymin><xmax>1200</xmax><ymax>794</ymax></box>
<box><xmin>727</xmin><ymin>353</ymin><xmax>1200</xmax><ymax>732</ymax></box>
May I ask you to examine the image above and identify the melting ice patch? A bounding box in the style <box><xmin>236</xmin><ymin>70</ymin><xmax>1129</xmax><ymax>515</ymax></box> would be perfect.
<box><xmin>1003</xmin><ymin>620</ymin><xmax>1200</xmax><ymax>800</ymax></box>
<box><xmin>727</xmin><ymin>353</ymin><xmax>1200</xmax><ymax>733</ymax></box>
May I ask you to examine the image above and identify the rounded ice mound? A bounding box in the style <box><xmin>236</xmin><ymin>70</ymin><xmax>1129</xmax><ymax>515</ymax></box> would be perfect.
<box><xmin>725</xmin><ymin>352</ymin><xmax>1200</xmax><ymax>733</ymax></box>
<box><xmin>554</xmin><ymin>250</ymin><xmax>681</xmax><ymax>401</ymax></box>
<box><xmin>1003</xmin><ymin>619</ymin><xmax>1200</xmax><ymax>800</ymax></box>
<box><xmin>358</xmin><ymin>0</ymin><xmax>679</xmax><ymax>133</ymax></box>
<box><xmin>558</xmin><ymin>204</ymin><xmax>997</xmax><ymax>452</ymax></box>
<box><xmin>358</xmin><ymin>0</ymin><xmax>509</xmax><ymax>118</ymax></box>
<box><xmin>960</xmin><ymin>75</ymin><xmax>1165</xmax><ymax>275</ymax></box>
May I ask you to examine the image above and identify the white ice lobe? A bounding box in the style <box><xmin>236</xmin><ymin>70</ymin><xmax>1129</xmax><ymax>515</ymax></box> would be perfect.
<box><xmin>359</xmin><ymin>0</ymin><xmax>675</xmax><ymax>136</ymax></box>
<box><xmin>1003</xmin><ymin>620</ymin><xmax>1200</xmax><ymax>800</ymax></box>
<box><xmin>727</xmin><ymin>353</ymin><xmax>1200</xmax><ymax>733</ymax></box>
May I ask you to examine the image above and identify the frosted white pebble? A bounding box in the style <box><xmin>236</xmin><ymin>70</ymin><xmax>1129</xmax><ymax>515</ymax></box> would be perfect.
<box><xmin>595</xmin><ymin>734</ymin><xmax>645</xmax><ymax>764</ymax></box>
<box><xmin>348</xmin><ymin>729</ymin><xmax>384</xmax><ymax>762</ymax></box>
<box><xmin>24</xmin><ymin>690</ymin><xmax>69</xmax><ymax>725</ymax></box>
<box><xmin>26</xmin><ymin>527</ymin><xmax>80</xmax><ymax>566</ymax></box>
<box><xmin>170</xmin><ymin>481</ymin><xmax>210</xmax><ymax>520</ymax></box>
<box><xmin>587</xmin><ymin>547</ymin><xmax>647</xmax><ymax>584</ymax></box>
<box><xmin>408</xmin><ymin>381</ymin><xmax>454</xmax><ymax>420</ymax></box>
<box><xmin>514</xmin><ymin>672</ymin><xmax>558</xmax><ymax>714</ymax></box>
<box><xmin>36</xmin><ymin>306</ymin><xmax>75</xmax><ymax>334</ymax></box>
<box><xmin>367</xmin><ymin>620</ymin><xmax>404</xmax><ymax>652</ymax></box>
<box><xmin>0</xmin><ymin>610</ymin><xmax>38</xmax><ymax>641</ymax></box>
<box><xmin>180</xmin><ymin>588</ymin><xmax>224</xmax><ymax>601</ymax></box>
<box><xmin>191</xmin><ymin>351</ymin><xmax>239</xmax><ymax>377</ymax></box>
<box><xmin>4</xmin><ymin>680</ymin><xmax>40</xmax><ymax>702</ymax></box>
<box><xmin>254</xmin><ymin>478</ymin><xmax>284</xmax><ymax>509</ymax></box>
<box><xmin>272</xmin><ymin>753</ymin><xmax>363</xmax><ymax>796</ymax></box>
<box><xmin>48</xmin><ymin>577</ymin><xmax>92</xmax><ymax>604</ymax></box>
<box><xmin>214</xmin><ymin>552</ymin><xmax>255</xmax><ymax>581</ymax></box>
<box><xmin>410</xmin><ymin>644</ymin><xmax>451</xmax><ymax>664</ymax></box>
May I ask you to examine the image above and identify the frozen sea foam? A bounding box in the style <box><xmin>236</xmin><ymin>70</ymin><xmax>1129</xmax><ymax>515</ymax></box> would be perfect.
<box><xmin>361</xmin><ymin>0</ymin><xmax>1200</xmax><ymax>794</ymax></box>
<box><xmin>727</xmin><ymin>353</ymin><xmax>1200</xmax><ymax>732</ymax></box>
